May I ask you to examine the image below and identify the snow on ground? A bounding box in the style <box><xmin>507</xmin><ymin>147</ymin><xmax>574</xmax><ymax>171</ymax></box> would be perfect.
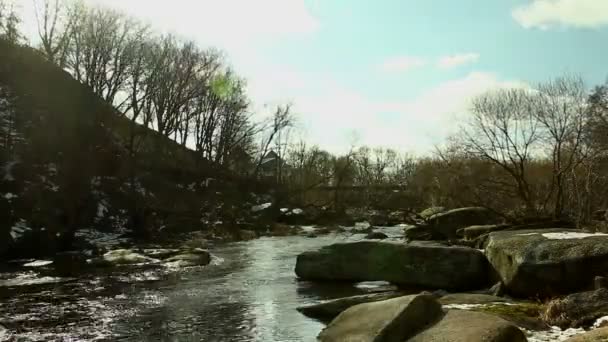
<box><xmin>3</xmin><ymin>193</ymin><xmax>16</xmax><ymax>200</ymax></box>
<box><xmin>354</xmin><ymin>221</ymin><xmax>371</xmax><ymax>230</ymax></box>
<box><xmin>517</xmin><ymin>232</ymin><xmax>608</xmax><ymax>239</ymax></box>
<box><xmin>75</xmin><ymin>229</ymin><xmax>130</xmax><ymax>249</ymax></box>
<box><xmin>292</xmin><ymin>208</ymin><xmax>304</xmax><ymax>215</ymax></box>
<box><xmin>594</xmin><ymin>315</ymin><xmax>608</xmax><ymax>328</ymax></box>
<box><xmin>0</xmin><ymin>272</ymin><xmax>70</xmax><ymax>287</ymax></box>
<box><xmin>23</xmin><ymin>260</ymin><xmax>53</xmax><ymax>268</ymax></box>
<box><xmin>10</xmin><ymin>219</ymin><xmax>31</xmax><ymax>241</ymax></box>
<box><xmin>252</xmin><ymin>203</ymin><xmax>272</xmax><ymax>212</ymax></box>
<box><xmin>300</xmin><ymin>226</ymin><xmax>316</xmax><ymax>233</ymax></box>
<box><xmin>542</xmin><ymin>232</ymin><xmax>608</xmax><ymax>240</ymax></box>
<box><xmin>525</xmin><ymin>326</ymin><xmax>584</xmax><ymax>342</ymax></box>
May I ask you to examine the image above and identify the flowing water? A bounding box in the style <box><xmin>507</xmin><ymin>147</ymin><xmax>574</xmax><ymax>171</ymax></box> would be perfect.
<box><xmin>0</xmin><ymin>230</ymin><xmax>402</xmax><ymax>342</ymax></box>
<box><xmin>0</xmin><ymin>226</ymin><xmax>582</xmax><ymax>342</ymax></box>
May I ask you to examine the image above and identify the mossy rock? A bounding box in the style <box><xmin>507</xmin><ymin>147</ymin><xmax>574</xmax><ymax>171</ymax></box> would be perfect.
<box><xmin>472</xmin><ymin>302</ymin><xmax>546</xmax><ymax>330</ymax></box>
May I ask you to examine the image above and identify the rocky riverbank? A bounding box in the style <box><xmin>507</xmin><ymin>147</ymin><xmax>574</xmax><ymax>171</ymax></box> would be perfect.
<box><xmin>295</xmin><ymin>206</ymin><xmax>608</xmax><ymax>341</ymax></box>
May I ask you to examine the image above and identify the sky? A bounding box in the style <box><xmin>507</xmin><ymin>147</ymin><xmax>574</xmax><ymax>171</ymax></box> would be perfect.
<box><xmin>17</xmin><ymin>0</ymin><xmax>608</xmax><ymax>154</ymax></box>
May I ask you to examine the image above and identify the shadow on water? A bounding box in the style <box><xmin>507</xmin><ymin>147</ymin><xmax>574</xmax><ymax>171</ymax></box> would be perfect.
<box><xmin>0</xmin><ymin>233</ymin><xmax>378</xmax><ymax>341</ymax></box>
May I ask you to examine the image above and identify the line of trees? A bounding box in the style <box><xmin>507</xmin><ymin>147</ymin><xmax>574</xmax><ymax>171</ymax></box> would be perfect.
<box><xmin>274</xmin><ymin>76</ymin><xmax>608</xmax><ymax>225</ymax></box>
<box><xmin>29</xmin><ymin>0</ymin><xmax>292</xmax><ymax>173</ymax></box>
<box><xmin>4</xmin><ymin>1</ymin><xmax>608</xmax><ymax>226</ymax></box>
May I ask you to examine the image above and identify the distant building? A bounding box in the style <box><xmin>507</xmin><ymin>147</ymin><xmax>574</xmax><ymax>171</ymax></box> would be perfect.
<box><xmin>259</xmin><ymin>150</ymin><xmax>288</xmax><ymax>182</ymax></box>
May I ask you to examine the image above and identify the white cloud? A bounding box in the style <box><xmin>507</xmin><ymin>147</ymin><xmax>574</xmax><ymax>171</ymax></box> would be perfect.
<box><xmin>379</xmin><ymin>56</ymin><xmax>428</xmax><ymax>73</ymax></box>
<box><xmin>21</xmin><ymin>0</ymin><xmax>319</xmax><ymax>50</ymax></box>
<box><xmin>255</xmin><ymin>69</ymin><xmax>527</xmax><ymax>154</ymax></box>
<box><xmin>513</xmin><ymin>0</ymin><xmax>608</xmax><ymax>29</ymax></box>
<box><xmin>437</xmin><ymin>53</ymin><xmax>480</xmax><ymax>69</ymax></box>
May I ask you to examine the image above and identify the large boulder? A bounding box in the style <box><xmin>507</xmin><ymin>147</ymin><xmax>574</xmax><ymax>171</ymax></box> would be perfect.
<box><xmin>426</xmin><ymin>207</ymin><xmax>501</xmax><ymax>240</ymax></box>
<box><xmin>318</xmin><ymin>294</ymin><xmax>443</xmax><ymax>342</ymax></box>
<box><xmin>296</xmin><ymin>241</ymin><xmax>490</xmax><ymax>291</ymax></box>
<box><xmin>99</xmin><ymin>249</ymin><xmax>158</xmax><ymax>266</ymax></box>
<box><xmin>564</xmin><ymin>328</ymin><xmax>608</xmax><ymax>342</ymax></box>
<box><xmin>164</xmin><ymin>248</ymin><xmax>211</xmax><ymax>267</ymax></box>
<box><xmin>543</xmin><ymin>288</ymin><xmax>608</xmax><ymax>328</ymax></box>
<box><xmin>460</xmin><ymin>224</ymin><xmax>510</xmax><ymax>241</ymax></box>
<box><xmin>298</xmin><ymin>291</ymin><xmax>404</xmax><ymax>322</ymax></box>
<box><xmin>485</xmin><ymin>229</ymin><xmax>608</xmax><ymax>297</ymax></box>
<box><xmin>407</xmin><ymin>309</ymin><xmax>527</xmax><ymax>342</ymax></box>
<box><xmin>404</xmin><ymin>224</ymin><xmax>437</xmax><ymax>241</ymax></box>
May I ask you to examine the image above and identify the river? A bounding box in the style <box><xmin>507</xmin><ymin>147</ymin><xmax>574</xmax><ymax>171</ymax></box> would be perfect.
<box><xmin>0</xmin><ymin>229</ymin><xmax>404</xmax><ymax>342</ymax></box>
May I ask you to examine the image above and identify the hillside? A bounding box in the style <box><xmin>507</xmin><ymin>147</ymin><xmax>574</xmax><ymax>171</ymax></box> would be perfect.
<box><xmin>0</xmin><ymin>40</ymin><xmax>272</xmax><ymax>259</ymax></box>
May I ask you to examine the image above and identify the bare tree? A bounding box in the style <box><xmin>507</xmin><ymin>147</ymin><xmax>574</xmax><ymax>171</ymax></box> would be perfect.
<box><xmin>0</xmin><ymin>0</ymin><xmax>20</xmax><ymax>43</ymax></box>
<box><xmin>33</xmin><ymin>0</ymin><xmax>77</xmax><ymax>67</ymax></box>
<box><xmin>462</xmin><ymin>88</ymin><xmax>539</xmax><ymax>214</ymax></box>
<box><xmin>533</xmin><ymin>76</ymin><xmax>588</xmax><ymax>217</ymax></box>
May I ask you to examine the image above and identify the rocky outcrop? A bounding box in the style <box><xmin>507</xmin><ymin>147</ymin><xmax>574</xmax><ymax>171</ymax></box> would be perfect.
<box><xmin>564</xmin><ymin>328</ymin><xmax>608</xmax><ymax>342</ymax></box>
<box><xmin>460</xmin><ymin>224</ymin><xmax>510</xmax><ymax>240</ymax></box>
<box><xmin>91</xmin><ymin>247</ymin><xmax>211</xmax><ymax>268</ymax></box>
<box><xmin>98</xmin><ymin>249</ymin><xmax>158</xmax><ymax>266</ymax></box>
<box><xmin>318</xmin><ymin>294</ymin><xmax>443</xmax><ymax>342</ymax></box>
<box><xmin>425</xmin><ymin>207</ymin><xmax>502</xmax><ymax>240</ymax></box>
<box><xmin>485</xmin><ymin>229</ymin><xmax>608</xmax><ymax>297</ymax></box>
<box><xmin>543</xmin><ymin>288</ymin><xmax>608</xmax><ymax>329</ymax></box>
<box><xmin>164</xmin><ymin>248</ymin><xmax>211</xmax><ymax>267</ymax></box>
<box><xmin>407</xmin><ymin>309</ymin><xmax>527</xmax><ymax>342</ymax></box>
<box><xmin>295</xmin><ymin>241</ymin><xmax>490</xmax><ymax>291</ymax></box>
<box><xmin>298</xmin><ymin>291</ymin><xmax>404</xmax><ymax>322</ymax></box>
<box><xmin>365</xmin><ymin>232</ymin><xmax>389</xmax><ymax>240</ymax></box>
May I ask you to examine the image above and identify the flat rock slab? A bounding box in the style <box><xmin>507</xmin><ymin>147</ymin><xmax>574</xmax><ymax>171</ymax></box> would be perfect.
<box><xmin>426</xmin><ymin>207</ymin><xmax>501</xmax><ymax>240</ymax></box>
<box><xmin>407</xmin><ymin>309</ymin><xmax>527</xmax><ymax>342</ymax></box>
<box><xmin>298</xmin><ymin>291</ymin><xmax>404</xmax><ymax>322</ymax></box>
<box><xmin>564</xmin><ymin>327</ymin><xmax>608</xmax><ymax>342</ymax></box>
<box><xmin>485</xmin><ymin>229</ymin><xmax>608</xmax><ymax>297</ymax></box>
<box><xmin>318</xmin><ymin>294</ymin><xmax>443</xmax><ymax>342</ymax></box>
<box><xmin>296</xmin><ymin>241</ymin><xmax>490</xmax><ymax>291</ymax></box>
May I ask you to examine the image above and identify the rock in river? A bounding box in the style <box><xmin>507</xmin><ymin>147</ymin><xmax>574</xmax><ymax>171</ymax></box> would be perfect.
<box><xmin>485</xmin><ymin>229</ymin><xmax>608</xmax><ymax>297</ymax></box>
<box><xmin>164</xmin><ymin>248</ymin><xmax>211</xmax><ymax>267</ymax></box>
<box><xmin>295</xmin><ymin>241</ymin><xmax>490</xmax><ymax>291</ymax></box>
<box><xmin>425</xmin><ymin>207</ymin><xmax>501</xmax><ymax>240</ymax></box>
<box><xmin>98</xmin><ymin>249</ymin><xmax>158</xmax><ymax>266</ymax></box>
<box><xmin>318</xmin><ymin>294</ymin><xmax>443</xmax><ymax>342</ymax></box>
<box><xmin>564</xmin><ymin>327</ymin><xmax>608</xmax><ymax>342</ymax></box>
<box><xmin>298</xmin><ymin>291</ymin><xmax>404</xmax><ymax>322</ymax></box>
<box><xmin>407</xmin><ymin>309</ymin><xmax>527</xmax><ymax>342</ymax></box>
<box><xmin>543</xmin><ymin>288</ymin><xmax>608</xmax><ymax>329</ymax></box>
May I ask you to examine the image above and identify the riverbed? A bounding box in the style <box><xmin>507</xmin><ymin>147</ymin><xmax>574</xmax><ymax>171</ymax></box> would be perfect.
<box><xmin>0</xmin><ymin>231</ymin><xmax>397</xmax><ymax>341</ymax></box>
<box><xmin>0</xmin><ymin>226</ymin><xmax>591</xmax><ymax>341</ymax></box>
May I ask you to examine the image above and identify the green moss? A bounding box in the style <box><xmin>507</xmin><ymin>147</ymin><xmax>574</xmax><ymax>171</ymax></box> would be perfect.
<box><xmin>473</xmin><ymin>302</ymin><xmax>546</xmax><ymax>330</ymax></box>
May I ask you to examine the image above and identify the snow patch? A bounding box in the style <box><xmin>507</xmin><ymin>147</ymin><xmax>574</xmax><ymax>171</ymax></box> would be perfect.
<box><xmin>280</xmin><ymin>208</ymin><xmax>289</xmax><ymax>213</ymax></box>
<box><xmin>75</xmin><ymin>229</ymin><xmax>130</xmax><ymax>249</ymax></box>
<box><xmin>525</xmin><ymin>326</ymin><xmax>584</xmax><ymax>342</ymax></box>
<box><xmin>354</xmin><ymin>221</ymin><xmax>371</xmax><ymax>230</ymax></box>
<box><xmin>542</xmin><ymin>232</ymin><xmax>608</xmax><ymax>240</ymax></box>
<box><xmin>3</xmin><ymin>193</ymin><xmax>16</xmax><ymax>200</ymax></box>
<box><xmin>252</xmin><ymin>203</ymin><xmax>272</xmax><ymax>212</ymax></box>
<box><xmin>24</xmin><ymin>260</ymin><xmax>53</xmax><ymax>268</ymax></box>
<box><xmin>594</xmin><ymin>315</ymin><xmax>608</xmax><ymax>328</ymax></box>
<box><xmin>10</xmin><ymin>219</ymin><xmax>31</xmax><ymax>241</ymax></box>
<box><xmin>0</xmin><ymin>272</ymin><xmax>69</xmax><ymax>287</ymax></box>
<box><xmin>292</xmin><ymin>208</ymin><xmax>304</xmax><ymax>215</ymax></box>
